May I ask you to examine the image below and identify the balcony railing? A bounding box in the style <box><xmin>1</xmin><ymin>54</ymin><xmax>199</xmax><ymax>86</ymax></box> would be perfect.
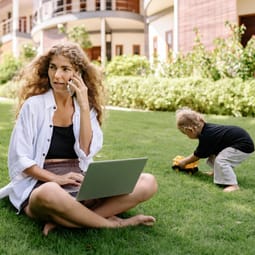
<box><xmin>116</xmin><ymin>0</ymin><xmax>139</xmax><ymax>13</ymax></box>
<box><xmin>0</xmin><ymin>17</ymin><xmax>32</xmax><ymax>37</ymax></box>
<box><xmin>0</xmin><ymin>0</ymin><xmax>140</xmax><ymax>37</ymax></box>
<box><xmin>34</xmin><ymin>0</ymin><xmax>140</xmax><ymax>25</ymax></box>
<box><xmin>0</xmin><ymin>19</ymin><xmax>12</xmax><ymax>36</ymax></box>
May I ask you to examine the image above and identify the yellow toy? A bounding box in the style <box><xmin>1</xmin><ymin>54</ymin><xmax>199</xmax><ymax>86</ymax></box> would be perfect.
<box><xmin>172</xmin><ymin>155</ymin><xmax>199</xmax><ymax>175</ymax></box>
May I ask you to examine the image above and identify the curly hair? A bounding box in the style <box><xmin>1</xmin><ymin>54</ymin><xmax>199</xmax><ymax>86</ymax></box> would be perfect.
<box><xmin>176</xmin><ymin>107</ymin><xmax>205</xmax><ymax>130</ymax></box>
<box><xmin>16</xmin><ymin>42</ymin><xmax>106</xmax><ymax>125</ymax></box>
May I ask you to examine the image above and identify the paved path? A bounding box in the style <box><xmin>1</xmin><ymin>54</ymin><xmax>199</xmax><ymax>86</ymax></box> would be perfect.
<box><xmin>0</xmin><ymin>97</ymin><xmax>148</xmax><ymax>112</ymax></box>
<box><xmin>0</xmin><ymin>97</ymin><xmax>15</xmax><ymax>103</ymax></box>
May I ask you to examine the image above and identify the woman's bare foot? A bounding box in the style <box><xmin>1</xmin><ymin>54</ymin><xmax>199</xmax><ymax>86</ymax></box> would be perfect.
<box><xmin>42</xmin><ymin>215</ymin><xmax>155</xmax><ymax>235</ymax></box>
<box><xmin>223</xmin><ymin>185</ymin><xmax>239</xmax><ymax>192</ymax></box>
<box><xmin>108</xmin><ymin>215</ymin><xmax>156</xmax><ymax>228</ymax></box>
<box><xmin>43</xmin><ymin>222</ymin><xmax>57</xmax><ymax>236</ymax></box>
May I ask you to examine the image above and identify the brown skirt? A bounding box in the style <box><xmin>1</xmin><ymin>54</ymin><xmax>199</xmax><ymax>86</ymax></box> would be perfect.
<box><xmin>44</xmin><ymin>159</ymin><xmax>82</xmax><ymax>193</ymax></box>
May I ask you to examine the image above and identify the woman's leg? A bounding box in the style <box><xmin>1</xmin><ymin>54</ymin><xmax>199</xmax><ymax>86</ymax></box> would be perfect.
<box><xmin>92</xmin><ymin>173</ymin><xmax>158</xmax><ymax>218</ymax></box>
<box><xmin>24</xmin><ymin>180</ymin><xmax>156</xmax><ymax>235</ymax></box>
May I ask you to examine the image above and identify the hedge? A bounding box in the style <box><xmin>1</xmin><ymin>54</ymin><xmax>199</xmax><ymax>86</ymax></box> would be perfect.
<box><xmin>1</xmin><ymin>76</ymin><xmax>254</xmax><ymax>117</ymax></box>
<box><xmin>106</xmin><ymin>76</ymin><xmax>255</xmax><ymax>117</ymax></box>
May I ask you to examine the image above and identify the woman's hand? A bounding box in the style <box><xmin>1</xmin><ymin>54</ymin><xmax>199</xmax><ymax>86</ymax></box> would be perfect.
<box><xmin>67</xmin><ymin>73</ymin><xmax>90</xmax><ymax>110</ymax></box>
<box><xmin>54</xmin><ymin>172</ymin><xmax>84</xmax><ymax>186</ymax></box>
<box><xmin>24</xmin><ymin>166</ymin><xmax>84</xmax><ymax>187</ymax></box>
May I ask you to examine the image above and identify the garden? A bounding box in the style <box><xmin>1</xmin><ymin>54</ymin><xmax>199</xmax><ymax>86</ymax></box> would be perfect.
<box><xmin>0</xmin><ymin>22</ymin><xmax>255</xmax><ymax>254</ymax></box>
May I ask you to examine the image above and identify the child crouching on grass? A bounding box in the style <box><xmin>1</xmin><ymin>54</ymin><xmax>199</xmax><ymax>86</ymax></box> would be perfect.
<box><xmin>175</xmin><ymin>107</ymin><xmax>254</xmax><ymax>192</ymax></box>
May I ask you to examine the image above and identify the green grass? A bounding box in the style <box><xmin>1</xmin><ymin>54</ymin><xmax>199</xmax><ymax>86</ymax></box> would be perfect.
<box><xmin>0</xmin><ymin>102</ymin><xmax>255</xmax><ymax>255</ymax></box>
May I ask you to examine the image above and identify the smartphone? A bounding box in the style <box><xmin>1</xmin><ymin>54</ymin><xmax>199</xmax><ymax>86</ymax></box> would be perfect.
<box><xmin>67</xmin><ymin>79</ymin><xmax>75</xmax><ymax>96</ymax></box>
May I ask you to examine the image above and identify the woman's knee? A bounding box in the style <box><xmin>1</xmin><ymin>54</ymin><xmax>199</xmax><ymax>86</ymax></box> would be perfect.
<box><xmin>136</xmin><ymin>173</ymin><xmax>158</xmax><ymax>201</ymax></box>
<box><xmin>29</xmin><ymin>182</ymin><xmax>63</xmax><ymax>208</ymax></box>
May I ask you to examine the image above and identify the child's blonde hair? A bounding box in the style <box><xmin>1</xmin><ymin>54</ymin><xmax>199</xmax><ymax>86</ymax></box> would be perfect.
<box><xmin>176</xmin><ymin>107</ymin><xmax>205</xmax><ymax>130</ymax></box>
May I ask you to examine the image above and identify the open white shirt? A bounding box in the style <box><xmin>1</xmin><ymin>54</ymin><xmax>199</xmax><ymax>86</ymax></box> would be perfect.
<box><xmin>0</xmin><ymin>89</ymin><xmax>103</xmax><ymax>212</ymax></box>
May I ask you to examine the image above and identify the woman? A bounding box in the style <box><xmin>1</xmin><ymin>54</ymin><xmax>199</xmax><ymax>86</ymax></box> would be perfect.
<box><xmin>0</xmin><ymin>42</ymin><xmax>158</xmax><ymax>235</ymax></box>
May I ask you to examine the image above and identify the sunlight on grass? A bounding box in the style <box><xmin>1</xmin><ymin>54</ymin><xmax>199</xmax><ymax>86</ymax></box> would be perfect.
<box><xmin>226</xmin><ymin>201</ymin><xmax>255</xmax><ymax>214</ymax></box>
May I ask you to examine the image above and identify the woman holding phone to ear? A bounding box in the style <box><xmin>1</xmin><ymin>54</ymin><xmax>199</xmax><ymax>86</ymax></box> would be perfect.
<box><xmin>0</xmin><ymin>42</ymin><xmax>158</xmax><ymax>235</ymax></box>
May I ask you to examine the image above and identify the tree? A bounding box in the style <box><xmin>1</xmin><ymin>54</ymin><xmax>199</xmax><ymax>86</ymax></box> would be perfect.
<box><xmin>58</xmin><ymin>24</ymin><xmax>92</xmax><ymax>50</ymax></box>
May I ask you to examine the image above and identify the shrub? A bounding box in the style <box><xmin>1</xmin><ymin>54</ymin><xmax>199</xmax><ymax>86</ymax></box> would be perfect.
<box><xmin>161</xmin><ymin>21</ymin><xmax>255</xmax><ymax>81</ymax></box>
<box><xmin>0</xmin><ymin>54</ymin><xmax>21</xmax><ymax>85</ymax></box>
<box><xmin>0</xmin><ymin>80</ymin><xmax>20</xmax><ymax>98</ymax></box>
<box><xmin>106</xmin><ymin>76</ymin><xmax>255</xmax><ymax>117</ymax></box>
<box><xmin>2</xmin><ymin>75</ymin><xmax>255</xmax><ymax>117</ymax></box>
<box><xmin>58</xmin><ymin>24</ymin><xmax>92</xmax><ymax>50</ymax></box>
<box><xmin>20</xmin><ymin>43</ymin><xmax>37</xmax><ymax>61</ymax></box>
<box><xmin>106</xmin><ymin>55</ymin><xmax>151</xmax><ymax>76</ymax></box>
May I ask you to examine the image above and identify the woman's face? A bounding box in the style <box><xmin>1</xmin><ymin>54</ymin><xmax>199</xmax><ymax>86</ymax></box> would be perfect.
<box><xmin>48</xmin><ymin>55</ymin><xmax>75</xmax><ymax>95</ymax></box>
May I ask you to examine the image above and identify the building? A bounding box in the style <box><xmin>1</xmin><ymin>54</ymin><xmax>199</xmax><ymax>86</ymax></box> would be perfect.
<box><xmin>0</xmin><ymin>0</ymin><xmax>255</xmax><ymax>64</ymax></box>
<box><xmin>144</xmin><ymin>0</ymin><xmax>255</xmax><ymax>62</ymax></box>
<box><xmin>0</xmin><ymin>0</ymin><xmax>145</xmax><ymax>64</ymax></box>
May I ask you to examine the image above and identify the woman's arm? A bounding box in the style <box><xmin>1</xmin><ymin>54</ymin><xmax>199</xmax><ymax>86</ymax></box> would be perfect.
<box><xmin>69</xmin><ymin>73</ymin><xmax>93</xmax><ymax>155</ymax></box>
<box><xmin>23</xmin><ymin>165</ymin><xmax>83</xmax><ymax>186</ymax></box>
<box><xmin>79</xmin><ymin>107</ymin><xmax>92</xmax><ymax>155</ymax></box>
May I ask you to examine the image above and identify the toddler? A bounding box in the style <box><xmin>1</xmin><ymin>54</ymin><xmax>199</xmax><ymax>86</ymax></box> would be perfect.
<box><xmin>176</xmin><ymin>107</ymin><xmax>254</xmax><ymax>192</ymax></box>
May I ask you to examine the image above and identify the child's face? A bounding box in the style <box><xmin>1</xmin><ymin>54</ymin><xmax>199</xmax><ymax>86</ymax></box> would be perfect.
<box><xmin>179</xmin><ymin>127</ymin><xmax>199</xmax><ymax>139</ymax></box>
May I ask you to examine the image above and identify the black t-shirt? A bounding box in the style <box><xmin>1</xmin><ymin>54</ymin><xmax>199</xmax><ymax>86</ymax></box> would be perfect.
<box><xmin>194</xmin><ymin>123</ymin><xmax>254</xmax><ymax>158</ymax></box>
<box><xmin>46</xmin><ymin>124</ymin><xmax>78</xmax><ymax>159</ymax></box>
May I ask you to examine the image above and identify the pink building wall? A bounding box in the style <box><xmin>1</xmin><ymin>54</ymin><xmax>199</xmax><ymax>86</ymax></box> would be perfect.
<box><xmin>178</xmin><ymin>0</ymin><xmax>238</xmax><ymax>53</ymax></box>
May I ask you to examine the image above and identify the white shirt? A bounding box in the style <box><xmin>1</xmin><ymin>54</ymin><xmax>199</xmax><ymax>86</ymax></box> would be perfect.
<box><xmin>0</xmin><ymin>89</ymin><xmax>103</xmax><ymax>212</ymax></box>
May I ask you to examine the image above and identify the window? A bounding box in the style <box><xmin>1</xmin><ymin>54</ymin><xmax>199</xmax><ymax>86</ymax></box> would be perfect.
<box><xmin>133</xmin><ymin>45</ymin><xmax>140</xmax><ymax>55</ymax></box>
<box><xmin>153</xmin><ymin>36</ymin><xmax>158</xmax><ymax>57</ymax></box>
<box><xmin>240</xmin><ymin>15</ymin><xmax>255</xmax><ymax>47</ymax></box>
<box><xmin>116</xmin><ymin>45</ymin><xmax>123</xmax><ymax>56</ymax></box>
<box><xmin>106</xmin><ymin>42</ymin><xmax>112</xmax><ymax>61</ymax></box>
<box><xmin>166</xmin><ymin>30</ymin><xmax>173</xmax><ymax>53</ymax></box>
<box><xmin>66</xmin><ymin>0</ymin><xmax>72</xmax><ymax>13</ymax></box>
<box><xmin>3</xmin><ymin>12</ymin><xmax>12</xmax><ymax>35</ymax></box>
<box><xmin>55</xmin><ymin>0</ymin><xmax>64</xmax><ymax>13</ymax></box>
<box><xmin>29</xmin><ymin>15</ymin><xmax>33</xmax><ymax>31</ymax></box>
<box><xmin>80</xmin><ymin>0</ymin><xmax>86</xmax><ymax>11</ymax></box>
<box><xmin>54</xmin><ymin>0</ymin><xmax>72</xmax><ymax>15</ymax></box>
<box><xmin>19</xmin><ymin>17</ymin><xmax>27</xmax><ymax>33</ymax></box>
<box><xmin>95</xmin><ymin>0</ymin><xmax>100</xmax><ymax>10</ymax></box>
<box><xmin>106</xmin><ymin>0</ymin><xmax>112</xmax><ymax>10</ymax></box>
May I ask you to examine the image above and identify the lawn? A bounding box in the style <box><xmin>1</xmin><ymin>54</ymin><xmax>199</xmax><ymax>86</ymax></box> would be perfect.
<box><xmin>0</xmin><ymin>101</ymin><xmax>255</xmax><ymax>255</ymax></box>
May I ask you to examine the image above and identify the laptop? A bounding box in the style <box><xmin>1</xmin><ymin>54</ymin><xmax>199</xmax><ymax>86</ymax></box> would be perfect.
<box><xmin>76</xmin><ymin>157</ymin><xmax>148</xmax><ymax>201</ymax></box>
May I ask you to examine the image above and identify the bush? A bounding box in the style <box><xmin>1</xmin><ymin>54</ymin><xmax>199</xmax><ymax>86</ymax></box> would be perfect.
<box><xmin>2</xmin><ymin>75</ymin><xmax>255</xmax><ymax>117</ymax></box>
<box><xmin>106</xmin><ymin>55</ymin><xmax>151</xmax><ymax>76</ymax></box>
<box><xmin>0</xmin><ymin>80</ymin><xmax>20</xmax><ymax>98</ymax></box>
<box><xmin>20</xmin><ymin>43</ymin><xmax>37</xmax><ymax>61</ymax></box>
<box><xmin>161</xmin><ymin>22</ymin><xmax>255</xmax><ymax>81</ymax></box>
<box><xmin>0</xmin><ymin>54</ymin><xmax>21</xmax><ymax>85</ymax></box>
<box><xmin>106</xmin><ymin>76</ymin><xmax>255</xmax><ymax>117</ymax></box>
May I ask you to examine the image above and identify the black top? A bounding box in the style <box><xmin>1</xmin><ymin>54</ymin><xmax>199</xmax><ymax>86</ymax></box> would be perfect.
<box><xmin>46</xmin><ymin>124</ymin><xmax>78</xmax><ymax>159</ymax></box>
<box><xmin>194</xmin><ymin>123</ymin><xmax>254</xmax><ymax>158</ymax></box>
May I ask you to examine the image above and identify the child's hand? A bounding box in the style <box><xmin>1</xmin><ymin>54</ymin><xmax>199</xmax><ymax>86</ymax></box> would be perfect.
<box><xmin>178</xmin><ymin>159</ymin><xmax>187</xmax><ymax>169</ymax></box>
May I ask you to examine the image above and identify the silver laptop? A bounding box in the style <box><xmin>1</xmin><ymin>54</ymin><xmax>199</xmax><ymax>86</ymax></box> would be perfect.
<box><xmin>76</xmin><ymin>157</ymin><xmax>148</xmax><ymax>201</ymax></box>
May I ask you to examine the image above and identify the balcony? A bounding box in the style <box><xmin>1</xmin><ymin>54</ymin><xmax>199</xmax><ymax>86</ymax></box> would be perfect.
<box><xmin>34</xmin><ymin>0</ymin><xmax>140</xmax><ymax>25</ymax></box>
<box><xmin>0</xmin><ymin>17</ymin><xmax>32</xmax><ymax>43</ymax></box>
